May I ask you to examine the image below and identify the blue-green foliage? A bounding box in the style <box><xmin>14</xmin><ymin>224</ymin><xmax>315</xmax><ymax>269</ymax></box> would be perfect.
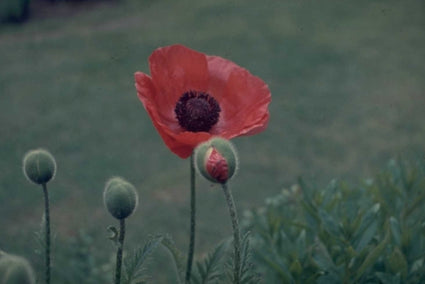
<box><xmin>52</xmin><ymin>231</ymin><xmax>111</xmax><ymax>284</ymax></box>
<box><xmin>244</xmin><ymin>159</ymin><xmax>425</xmax><ymax>283</ymax></box>
<box><xmin>160</xmin><ymin>235</ymin><xmax>186</xmax><ymax>283</ymax></box>
<box><xmin>191</xmin><ymin>239</ymin><xmax>230</xmax><ymax>284</ymax></box>
<box><xmin>226</xmin><ymin>232</ymin><xmax>261</xmax><ymax>284</ymax></box>
<box><xmin>49</xmin><ymin>233</ymin><xmax>163</xmax><ymax>284</ymax></box>
<box><xmin>160</xmin><ymin>233</ymin><xmax>260</xmax><ymax>284</ymax></box>
<box><xmin>122</xmin><ymin>235</ymin><xmax>164</xmax><ymax>284</ymax></box>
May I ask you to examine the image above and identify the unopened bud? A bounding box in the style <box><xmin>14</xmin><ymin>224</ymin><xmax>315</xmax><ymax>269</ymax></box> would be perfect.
<box><xmin>23</xmin><ymin>149</ymin><xmax>56</xmax><ymax>185</ymax></box>
<box><xmin>0</xmin><ymin>252</ymin><xmax>36</xmax><ymax>284</ymax></box>
<box><xmin>103</xmin><ymin>177</ymin><xmax>138</xmax><ymax>220</ymax></box>
<box><xmin>194</xmin><ymin>137</ymin><xmax>238</xmax><ymax>184</ymax></box>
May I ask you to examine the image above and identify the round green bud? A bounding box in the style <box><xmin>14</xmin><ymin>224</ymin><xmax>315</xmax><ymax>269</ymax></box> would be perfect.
<box><xmin>103</xmin><ymin>177</ymin><xmax>138</xmax><ymax>220</ymax></box>
<box><xmin>0</xmin><ymin>252</ymin><xmax>36</xmax><ymax>284</ymax></box>
<box><xmin>23</xmin><ymin>149</ymin><xmax>56</xmax><ymax>185</ymax></box>
<box><xmin>194</xmin><ymin>137</ymin><xmax>238</xmax><ymax>184</ymax></box>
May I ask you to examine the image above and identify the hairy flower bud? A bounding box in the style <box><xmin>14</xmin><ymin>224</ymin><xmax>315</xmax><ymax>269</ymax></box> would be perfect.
<box><xmin>0</xmin><ymin>252</ymin><xmax>36</xmax><ymax>284</ymax></box>
<box><xmin>194</xmin><ymin>137</ymin><xmax>238</xmax><ymax>184</ymax></box>
<box><xmin>103</xmin><ymin>177</ymin><xmax>138</xmax><ymax>220</ymax></box>
<box><xmin>23</xmin><ymin>149</ymin><xmax>56</xmax><ymax>185</ymax></box>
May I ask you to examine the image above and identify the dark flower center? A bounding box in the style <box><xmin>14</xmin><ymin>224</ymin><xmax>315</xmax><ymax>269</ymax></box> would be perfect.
<box><xmin>175</xmin><ymin>91</ymin><xmax>221</xmax><ymax>132</ymax></box>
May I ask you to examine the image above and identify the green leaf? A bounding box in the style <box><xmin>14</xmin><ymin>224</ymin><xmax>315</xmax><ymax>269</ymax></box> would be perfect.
<box><xmin>320</xmin><ymin>179</ymin><xmax>339</xmax><ymax>208</ymax></box>
<box><xmin>411</xmin><ymin>258</ymin><xmax>424</xmax><ymax>273</ymax></box>
<box><xmin>389</xmin><ymin>217</ymin><xmax>401</xmax><ymax>246</ymax></box>
<box><xmin>354</xmin><ymin>226</ymin><xmax>390</xmax><ymax>281</ymax></box>
<box><xmin>352</xmin><ymin>203</ymin><xmax>380</xmax><ymax>251</ymax></box>
<box><xmin>289</xmin><ymin>258</ymin><xmax>302</xmax><ymax>278</ymax></box>
<box><xmin>312</xmin><ymin>240</ymin><xmax>337</xmax><ymax>273</ymax></box>
<box><xmin>316</xmin><ymin>273</ymin><xmax>341</xmax><ymax>284</ymax></box>
<box><xmin>255</xmin><ymin>248</ymin><xmax>292</xmax><ymax>283</ymax></box>
<box><xmin>295</xmin><ymin>229</ymin><xmax>306</xmax><ymax>257</ymax></box>
<box><xmin>387</xmin><ymin>247</ymin><xmax>408</xmax><ymax>279</ymax></box>
<box><xmin>404</xmin><ymin>186</ymin><xmax>425</xmax><ymax>219</ymax></box>
<box><xmin>191</xmin><ymin>239</ymin><xmax>229</xmax><ymax>284</ymax></box>
<box><xmin>301</xmin><ymin>200</ymin><xmax>320</xmax><ymax>229</ymax></box>
<box><xmin>318</xmin><ymin>208</ymin><xmax>342</xmax><ymax>238</ymax></box>
<box><xmin>354</xmin><ymin>220</ymin><xmax>378</xmax><ymax>252</ymax></box>
<box><xmin>160</xmin><ymin>235</ymin><xmax>186</xmax><ymax>284</ymax></box>
<box><xmin>239</xmin><ymin>232</ymin><xmax>261</xmax><ymax>284</ymax></box>
<box><xmin>375</xmin><ymin>272</ymin><xmax>401</xmax><ymax>284</ymax></box>
<box><xmin>122</xmin><ymin>235</ymin><xmax>163</xmax><ymax>284</ymax></box>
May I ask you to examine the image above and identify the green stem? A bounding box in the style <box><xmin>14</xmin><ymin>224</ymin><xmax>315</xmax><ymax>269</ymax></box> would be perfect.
<box><xmin>42</xmin><ymin>183</ymin><xmax>51</xmax><ymax>284</ymax></box>
<box><xmin>115</xmin><ymin>219</ymin><xmax>126</xmax><ymax>284</ymax></box>
<box><xmin>222</xmin><ymin>183</ymin><xmax>241</xmax><ymax>284</ymax></box>
<box><xmin>185</xmin><ymin>154</ymin><xmax>196</xmax><ymax>283</ymax></box>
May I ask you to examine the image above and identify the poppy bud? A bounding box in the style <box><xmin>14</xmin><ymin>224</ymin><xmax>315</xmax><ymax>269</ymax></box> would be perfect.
<box><xmin>23</xmin><ymin>149</ymin><xmax>56</xmax><ymax>185</ymax></box>
<box><xmin>0</xmin><ymin>252</ymin><xmax>36</xmax><ymax>284</ymax></box>
<box><xmin>104</xmin><ymin>177</ymin><xmax>138</xmax><ymax>220</ymax></box>
<box><xmin>194</xmin><ymin>137</ymin><xmax>238</xmax><ymax>184</ymax></box>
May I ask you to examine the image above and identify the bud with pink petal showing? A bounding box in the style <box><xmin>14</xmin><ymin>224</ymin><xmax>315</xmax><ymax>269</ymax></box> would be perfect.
<box><xmin>194</xmin><ymin>137</ymin><xmax>238</xmax><ymax>184</ymax></box>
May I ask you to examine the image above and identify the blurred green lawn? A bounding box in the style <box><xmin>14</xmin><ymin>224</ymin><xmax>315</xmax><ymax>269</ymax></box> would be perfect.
<box><xmin>0</xmin><ymin>0</ymin><xmax>424</xmax><ymax>281</ymax></box>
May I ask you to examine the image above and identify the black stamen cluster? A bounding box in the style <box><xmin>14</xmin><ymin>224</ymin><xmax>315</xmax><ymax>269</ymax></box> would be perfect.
<box><xmin>175</xmin><ymin>91</ymin><xmax>221</xmax><ymax>132</ymax></box>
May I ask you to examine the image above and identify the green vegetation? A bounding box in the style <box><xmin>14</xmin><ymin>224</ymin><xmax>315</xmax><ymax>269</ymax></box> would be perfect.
<box><xmin>244</xmin><ymin>159</ymin><xmax>425</xmax><ymax>283</ymax></box>
<box><xmin>0</xmin><ymin>0</ymin><xmax>424</xmax><ymax>282</ymax></box>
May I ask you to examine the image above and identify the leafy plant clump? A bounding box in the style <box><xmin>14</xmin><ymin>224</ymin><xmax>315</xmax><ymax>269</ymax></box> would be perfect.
<box><xmin>244</xmin><ymin>159</ymin><xmax>425</xmax><ymax>284</ymax></box>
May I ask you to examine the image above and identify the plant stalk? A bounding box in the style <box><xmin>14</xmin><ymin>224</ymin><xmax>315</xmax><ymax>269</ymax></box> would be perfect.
<box><xmin>115</xmin><ymin>219</ymin><xmax>126</xmax><ymax>284</ymax></box>
<box><xmin>222</xmin><ymin>183</ymin><xmax>241</xmax><ymax>284</ymax></box>
<box><xmin>42</xmin><ymin>183</ymin><xmax>51</xmax><ymax>284</ymax></box>
<box><xmin>185</xmin><ymin>154</ymin><xmax>196</xmax><ymax>283</ymax></box>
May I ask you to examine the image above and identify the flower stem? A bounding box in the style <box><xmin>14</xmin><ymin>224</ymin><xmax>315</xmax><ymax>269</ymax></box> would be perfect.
<box><xmin>185</xmin><ymin>154</ymin><xmax>196</xmax><ymax>283</ymax></box>
<box><xmin>222</xmin><ymin>183</ymin><xmax>241</xmax><ymax>284</ymax></box>
<box><xmin>115</xmin><ymin>219</ymin><xmax>126</xmax><ymax>284</ymax></box>
<box><xmin>42</xmin><ymin>183</ymin><xmax>51</xmax><ymax>284</ymax></box>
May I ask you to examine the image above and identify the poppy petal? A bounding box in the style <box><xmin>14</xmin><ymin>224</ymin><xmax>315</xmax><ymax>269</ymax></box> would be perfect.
<box><xmin>136</xmin><ymin>71</ymin><xmax>214</xmax><ymax>158</ymax></box>
<box><xmin>135</xmin><ymin>71</ymin><xmax>178</xmax><ymax>127</ymax></box>
<box><xmin>135</xmin><ymin>45</ymin><xmax>271</xmax><ymax>159</ymax></box>
<box><xmin>149</xmin><ymin>44</ymin><xmax>210</xmax><ymax>108</ymax></box>
<box><xmin>167</xmin><ymin>131</ymin><xmax>213</xmax><ymax>158</ymax></box>
<box><xmin>206</xmin><ymin>56</ymin><xmax>271</xmax><ymax>137</ymax></box>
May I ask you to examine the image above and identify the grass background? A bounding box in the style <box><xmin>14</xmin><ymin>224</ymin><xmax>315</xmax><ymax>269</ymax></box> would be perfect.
<box><xmin>0</xmin><ymin>0</ymin><xmax>424</xmax><ymax>281</ymax></box>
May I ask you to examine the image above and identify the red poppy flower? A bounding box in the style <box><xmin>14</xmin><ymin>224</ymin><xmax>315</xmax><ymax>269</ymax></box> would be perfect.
<box><xmin>134</xmin><ymin>44</ymin><xmax>271</xmax><ymax>159</ymax></box>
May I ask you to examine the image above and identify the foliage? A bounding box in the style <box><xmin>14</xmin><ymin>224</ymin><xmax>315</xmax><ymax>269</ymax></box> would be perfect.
<box><xmin>223</xmin><ymin>232</ymin><xmax>261</xmax><ymax>284</ymax></box>
<box><xmin>44</xmin><ymin>232</ymin><xmax>164</xmax><ymax>284</ymax></box>
<box><xmin>52</xmin><ymin>231</ymin><xmax>111</xmax><ymax>284</ymax></box>
<box><xmin>244</xmin><ymin>159</ymin><xmax>425</xmax><ymax>283</ymax></box>
<box><xmin>190</xmin><ymin>239</ymin><xmax>230</xmax><ymax>284</ymax></box>
<box><xmin>121</xmin><ymin>235</ymin><xmax>163</xmax><ymax>284</ymax></box>
<box><xmin>160</xmin><ymin>235</ymin><xmax>186</xmax><ymax>283</ymax></box>
<box><xmin>160</xmin><ymin>233</ymin><xmax>260</xmax><ymax>284</ymax></box>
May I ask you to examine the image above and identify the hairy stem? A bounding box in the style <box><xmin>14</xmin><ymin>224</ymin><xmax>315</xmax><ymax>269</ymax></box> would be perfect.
<box><xmin>42</xmin><ymin>183</ymin><xmax>51</xmax><ymax>284</ymax></box>
<box><xmin>222</xmin><ymin>183</ymin><xmax>241</xmax><ymax>284</ymax></box>
<box><xmin>115</xmin><ymin>219</ymin><xmax>126</xmax><ymax>284</ymax></box>
<box><xmin>185</xmin><ymin>154</ymin><xmax>196</xmax><ymax>283</ymax></box>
